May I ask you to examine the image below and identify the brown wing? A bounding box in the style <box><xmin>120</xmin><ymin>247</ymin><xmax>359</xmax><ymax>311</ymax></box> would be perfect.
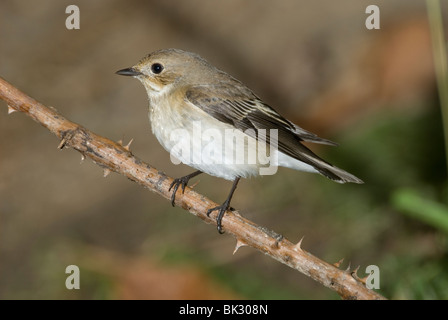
<box><xmin>185</xmin><ymin>85</ymin><xmax>354</xmax><ymax>182</ymax></box>
<box><xmin>185</xmin><ymin>84</ymin><xmax>337</xmax><ymax>143</ymax></box>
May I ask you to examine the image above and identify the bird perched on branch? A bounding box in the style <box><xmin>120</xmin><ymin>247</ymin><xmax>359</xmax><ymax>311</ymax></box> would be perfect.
<box><xmin>117</xmin><ymin>48</ymin><xmax>363</xmax><ymax>233</ymax></box>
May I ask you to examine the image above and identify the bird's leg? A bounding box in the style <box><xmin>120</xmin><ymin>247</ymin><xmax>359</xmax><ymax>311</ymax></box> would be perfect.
<box><xmin>207</xmin><ymin>177</ymin><xmax>241</xmax><ymax>234</ymax></box>
<box><xmin>169</xmin><ymin>170</ymin><xmax>202</xmax><ymax>206</ymax></box>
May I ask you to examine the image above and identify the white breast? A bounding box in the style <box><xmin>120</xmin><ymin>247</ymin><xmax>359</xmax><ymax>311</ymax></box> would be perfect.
<box><xmin>146</xmin><ymin>91</ymin><xmax>266</xmax><ymax>180</ymax></box>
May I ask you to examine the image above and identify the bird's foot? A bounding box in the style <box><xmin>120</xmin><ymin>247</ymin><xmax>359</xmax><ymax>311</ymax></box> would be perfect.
<box><xmin>168</xmin><ymin>171</ymin><xmax>202</xmax><ymax>206</ymax></box>
<box><xmin>206</xmin><ymin>177</ymin><xmax>240</xmax><ymax>234</ymax></box>
<box><xmin>207</xmin><ymin>201</ymin><xmax>231</xmax><ymax>234</ymax></box>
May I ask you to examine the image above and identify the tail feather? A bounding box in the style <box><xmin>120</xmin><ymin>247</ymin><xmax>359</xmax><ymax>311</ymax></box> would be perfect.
<box><xmin>316</xmin><ymin>163</ymin><xmax>364</xmax><ymax>184</ymax></box>
<box><xmin>302</xmin><ymin>153</ymin><xmax>364</xmax><ymax>184</ymax></box>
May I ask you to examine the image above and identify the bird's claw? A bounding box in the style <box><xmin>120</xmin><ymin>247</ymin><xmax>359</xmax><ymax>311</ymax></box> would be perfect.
<box><xmin>169</xmin><ymin>177</ymin><xmax>188</xmax><ymax>207</ymax></box>
<box><xmin>207</xmin><ymin>204</ymin><xmax>230</xmax><ymax>234</ymax></box>
<box><xmin>168</xmin><ymin>171</ymin><xmax>202</xmax><ymax>207</ymax></box>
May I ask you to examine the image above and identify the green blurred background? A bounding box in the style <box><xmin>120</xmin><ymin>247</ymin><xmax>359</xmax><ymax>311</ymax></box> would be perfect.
<box><xmin>1</xmin><ymin>0</ymin><xmax>447</xmax><ymax>299</ymax></box>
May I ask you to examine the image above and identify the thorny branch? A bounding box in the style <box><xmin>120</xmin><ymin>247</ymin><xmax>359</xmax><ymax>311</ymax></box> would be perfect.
<box><xmin>0</xmin><ymin>77</ymin><xmax>386</xmax><ymax>300</ymax></box>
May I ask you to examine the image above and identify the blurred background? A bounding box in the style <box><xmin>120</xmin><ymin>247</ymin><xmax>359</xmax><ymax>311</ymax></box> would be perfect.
<box><xmin>0</xmin><ymin>0</ymin><xmax>447</xmax><ymax>299</ymax></box>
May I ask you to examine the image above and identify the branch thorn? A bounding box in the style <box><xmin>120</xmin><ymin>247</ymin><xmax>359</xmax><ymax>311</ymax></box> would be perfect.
<box><xmin>351</xmin><ymin>265</ymin><xmax>365</xmax><ymax>283</ymax></box>
<box><xmin>293</xmin><ymin>236</ymin><xmax>305</xmax><ymax>251</ymax></box>
<box><xmin>352</xmin><ymin>265</ymin><xmax>360</xmax><ymax>276</ymax></box>
<box><xmin>103</xmin><ymin>168</ymin><xmax>111</xmax><ymax>177</ymax></box>
<box><xmin>124</xmin><ymin>138</ymin><xmax>133</xmax><ymax>152</ymax></box>
<box><xmin>233</xmin><ymin>238</ymin><xmax>248</xmax><ymax>255</ymax></box>
<box><xmin>58</xmin><ymin>138</ymin><xmax>67</xmax><ymax>149</ymax></box>
<box><xmin>333</xmin><ymin>258</ymin><xmax>344</xmax><ymax>268</ymax></box>
<box><xmin>7</xmin><ymin>105</ymin><xmax>17</xmax><ymax>114</ymax></box>
<box><xmin>359</xmin><ymin>275</ymin><xmax>369</xmax><ymax>285</ymax></box>
<box><xmin>189</xmin><ymin>180</ymin><xmax>200</xmax><ymax>189</ymax></box>
<box><xmin>345</xmin><ymin>262</ymin><xmax>352</xmax><ymax>273</ymax></box>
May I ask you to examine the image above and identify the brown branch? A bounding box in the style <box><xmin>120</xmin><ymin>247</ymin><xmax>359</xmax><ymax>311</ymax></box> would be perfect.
<box><xmin>0</xmin><ymin>76</ymin><xmax>386</xmax><ymax>300</ymax></box>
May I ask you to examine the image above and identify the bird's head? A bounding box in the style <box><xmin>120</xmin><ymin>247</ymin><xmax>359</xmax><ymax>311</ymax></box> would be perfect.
<box><xmin>116</xmin><ymin>48</ymin><xmax>217</xmax><ymax>94</ymax></box>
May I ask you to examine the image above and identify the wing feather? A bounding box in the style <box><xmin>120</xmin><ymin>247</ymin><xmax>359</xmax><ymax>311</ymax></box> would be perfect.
<box><xmin>184</xmin><ymin>85</ymin><xmax>355</xmax><ymax>182</ymax></box>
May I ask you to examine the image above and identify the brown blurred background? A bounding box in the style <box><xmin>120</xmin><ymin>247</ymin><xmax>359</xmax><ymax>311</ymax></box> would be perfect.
<box><xmin>0</xmin><ymin>0</ymin><xmax>447</xmax><ymax>299</ymax></box>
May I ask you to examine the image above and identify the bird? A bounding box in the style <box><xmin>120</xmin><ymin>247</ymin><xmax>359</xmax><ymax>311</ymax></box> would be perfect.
<box><xmin>116</xmin><ymin>48</ymin><xmax>363</xmax><ymax>233</ymax></box>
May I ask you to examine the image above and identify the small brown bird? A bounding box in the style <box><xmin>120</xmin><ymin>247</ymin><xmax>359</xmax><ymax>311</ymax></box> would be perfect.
<box><xmin>116</xmin><ymin>49</ymin><xmax>363</xmax><ymax>233</ymax></box>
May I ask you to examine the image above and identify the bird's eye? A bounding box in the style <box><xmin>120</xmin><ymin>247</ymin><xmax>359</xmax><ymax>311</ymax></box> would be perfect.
<box><xmin>151</xmin><ymin>63</ymin><xmax>164</xmax><ymax>74</ymax></box>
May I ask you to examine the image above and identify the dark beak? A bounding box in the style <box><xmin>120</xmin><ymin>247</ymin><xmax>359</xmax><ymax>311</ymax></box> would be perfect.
<box><xmin>115</xmin><ymin>67</ymin><xmax>142</xmax><ymax>76</ymax></box>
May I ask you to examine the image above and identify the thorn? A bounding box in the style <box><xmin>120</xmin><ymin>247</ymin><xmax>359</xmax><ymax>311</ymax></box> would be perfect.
<box><xmin>124</xmin><ymin>138</ymin><xmax>133</xmax><ymax>152</ymax></box>
<box><xmin>189</xmin><ymin>180</ymin><xmax>200</xmax><ymax>189</ymax></box>
<box><xmin>57</xmin><ymin>130</ymin><xmax>76</xmax><ymax>150</ymax></box>
<box><xmin>333</xmin><ymin>258</ymin><xmax>344</xmax><ymax>268</ymax></box>
<box><xmin>293</xmin><ymin>236</ymin><xmax>304</xmax><ymax>251</ymax></box>
<box><xmin>233</xmin><ymin>239</ymin><xmax>248</xmax><ymax>255</ymax></box>
<box><xmin>352</xmin><ymin>265</ymin><xmax>360</xmax><ymax>276</ymax></box>
<box><xmin>7</xmin><ymin>105</ymin><xmax>17</xmax><ymax>114</ymax></box>
<box><xmin>117</xmin><ymin>139</ymin><xmax>123</xmax><ymax>146</ymax></box>
<box><xmin>350</xmin><ymin>266</ymin><xmax>364</xmax><ymax>283</ymax></box>
<box><xmin>58</xmin><ymin>138</ymin><xmax>67</xmax><ymax>149</ymax></box>
<box><xmin>359</xmin><ymin>275</ymin><xmax>369</xmax><ymax>285</ymax></box>
<box><xmin>80</xmin><ymin>153</ymin><xmax>86</xmax><ymax>163</ymax></box>
<box><xmin>358</xmin><ymin>268</ymin><xmax>373</xmax><ymax>285</ymax></box>
<box><xmin>103</xmin><ymin>168</ymin><xmax>111</xmax><ymax>177</ymax></box>
<box><xmin>345</xmin><ymin>262</ymin><xmax>352</xmax><ymax>273</ymax></box>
